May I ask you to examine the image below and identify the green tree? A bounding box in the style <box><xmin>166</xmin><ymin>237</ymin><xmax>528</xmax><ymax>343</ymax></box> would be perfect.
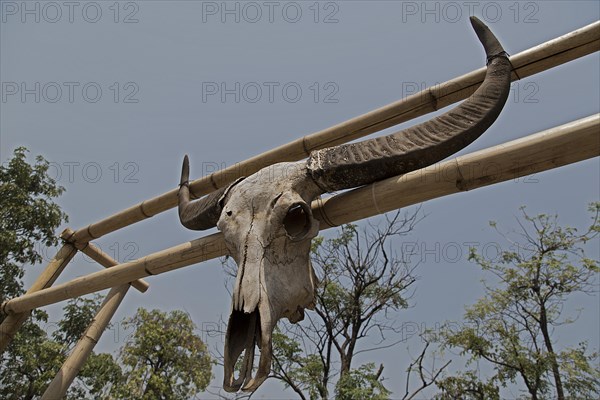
<box><xmin>263</xmin><ymin>210</ymin><xmax>422</xmax><ymax>399</ymax></box>
<box><xmin>110</xmin><ymin>308</ymin><xmax>213</xmax><ymax>399</ymax></box>
<box><xmin>437</xmin><ymin>204</ymin><xmax>600</xmax><ymax>399</ymax></box>
<box><xmin>1</xmin><ymin>148</ymin><xmax>213</xmax><ymax>398</ymax></box>
<box><xmin>434</xmin><ymin>370</ymin><xmax>499</xmax><ymax>400</ymax></box>
<box><xmin>0</xmin><ymin>146</ymin><xmax>67</xmax><ymax>399</ymax></box>
<box><xmin>335</xmin><ymin>363</ymin><xmax>390</xmax><ymax>400</ymax></box>
<box><xmin>0</xmin><ymin>147</ymin><xmax>121</xmax><ymax>399</ymax></box>
<box><xmin>0</xmin><ymin>146</ymin><xmax>68</xmax><ymax>301</ymax></box>
<box><xmin>0</xmin><ymin>318</ymin><xmax>65</xmax><ymax>399</ymax></box>
<box><xmin>0</xmin><ymin>294</ymin><xmax>123</xmax><ymax>399</ymax></box>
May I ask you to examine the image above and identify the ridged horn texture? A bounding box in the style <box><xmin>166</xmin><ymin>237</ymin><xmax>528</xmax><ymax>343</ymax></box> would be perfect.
<box><xmin>178</xmin><ymin>155</ymin><xmax>235</xmax><ymax>230</ymax></box>
<box><xmin>306</xmin><ymin>16</ymin><xmax>512</xmax><ymax>192</ymax></box>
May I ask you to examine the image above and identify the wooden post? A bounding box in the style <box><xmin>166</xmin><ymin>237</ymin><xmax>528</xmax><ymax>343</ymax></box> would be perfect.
<box><xmin>69</xmin><ymin>21</ymin><xmax>600</xmax><ymax>243</ymax></box>
<box><xmin>2</xmin><ymin>114</ymin><xmax>598</xmax><ymax>315</ymax></box>
<box><xmin>41</xmin><ymin>284</ymin><xmax>130</xmax><ymax>399</ymax></box>
<box><xmin>0</xmin><ymin>242</ymin><xmax>77</xmax><ymax>353</ymax></box>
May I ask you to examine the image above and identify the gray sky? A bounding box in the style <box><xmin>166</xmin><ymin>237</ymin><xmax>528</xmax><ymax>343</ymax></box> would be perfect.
<box><xmin>1</xmin><ymin>1</ymin><xmax>599</xmax><ymax>398</ymax></box>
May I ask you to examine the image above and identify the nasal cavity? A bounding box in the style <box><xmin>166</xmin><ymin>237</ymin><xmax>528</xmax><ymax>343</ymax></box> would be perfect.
<box><xmin>283</xmin><ymin>203</ymin><xmax>312</xmax><ymax>240</ymax></box>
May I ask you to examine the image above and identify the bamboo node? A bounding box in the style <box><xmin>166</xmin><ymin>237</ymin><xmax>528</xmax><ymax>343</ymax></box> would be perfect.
<box><xmin>140</xmin><ymin>201</ymin><xmax>153</xmax><ymax>218</ymax></box>
<box><xmin>144</xmin><ymin>264</ymin><xmax>154</xmax><ymax>276</ymax></box>
<box><xmin>86</xmin><ymin>224</ymin><xmax>99</xmax><ymax>240</ymax></box>
<box><xmin>302</xmin><ymin>135</ymin><xmax>311</xmax><ymax>156</ymax></box>
<box><xmin>209</xmin><ymin>174</ymin><xmax>220</xmax><ymax>191</ymax></box>
<box><xmin>455</xmin><ymin>158</ymin><xmax>470</xmax><ymax>191</ymax></box>
<box><xmin>315</xmin><ymin>196</ymin><xmax>338</xmax><ymax>228</ymax></box>
<box><xmin>427</xmin><ymin>87</ymin><xmax>439</xmax><ymax>111</ymax></box>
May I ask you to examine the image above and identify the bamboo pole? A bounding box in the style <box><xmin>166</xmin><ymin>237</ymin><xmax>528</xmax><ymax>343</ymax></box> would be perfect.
<box><xmin>2</xmin><ymin>114</ymin><xmax>598</xmax><ymax>315</ymax></box>
<box><xmin>41</xmin><ymin>284</ymin><xmax>130</xmax><ymax>399</ymax></box>
<box><xmin>40</xmin><ymin>230</ymin><xmax>147</xmax><ymax>397</ymax></box>
<box><xmin>70</xmin><ymin>21</ymin><xmax>600</xmax><ymax>243</ymax></box>
<box><xmin>61</xmin><ymin>228</ymin><xmax>149</xmax><ymax>293</ymax></box>
<box><xmin>0</xmin><ymin>242</ymin><xmax>77</xmax><ymax>353</ymax></box>
<box><xmin>2</xmin><ymin>233</ymin><xmax>225</xmax><ymax>315</ymax></box>
<box><xmin>40</xmin><ymin>231</ymin><xmax>146</xmax><ymax>398</ymax></box>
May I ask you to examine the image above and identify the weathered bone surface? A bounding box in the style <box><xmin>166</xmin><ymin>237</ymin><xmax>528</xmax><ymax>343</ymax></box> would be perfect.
<box><xmin>177</xmin><ymin>17</ymin><xmax>512</xmax><ymax>393</ymax></box>
<box><xmin>218</xmin><ymin>163</ymin><xmax>321</xmax><ymax>391</ymax></box>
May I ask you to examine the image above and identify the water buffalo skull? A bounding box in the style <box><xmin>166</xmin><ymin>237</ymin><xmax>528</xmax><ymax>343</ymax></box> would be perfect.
<box><xmin>178</xmin><ymin>17</ymin><xmax>512</xmax><ymax>392</ymax></box>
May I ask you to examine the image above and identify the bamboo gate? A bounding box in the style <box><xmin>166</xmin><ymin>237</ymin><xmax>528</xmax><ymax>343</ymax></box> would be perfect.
<box><xmin>1</xmin><ymin>21</ymin><xmax>599</xmax><ymax>399</ymax></box>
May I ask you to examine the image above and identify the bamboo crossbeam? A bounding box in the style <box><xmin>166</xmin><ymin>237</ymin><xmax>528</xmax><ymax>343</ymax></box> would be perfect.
<box><xmin>0</xmin><ymin>243</ymin><xmax>77</xmax><ymax>353</ymax></box>
<box><xmin>61</xmin><ymin>228</ymin><xmax>149</xmax><ymax>293</ymax></box>
<box><xmin>70</xmin><ymin>21</ymin><xmax>600</xmax><ymax>244</ymax></box>
<box><xmin>41</xmin><ymin>284</ymin><xmax>130</xmax><ymax>399</ymax></box>
<box><xmin>2</xmin><ymin>114</ymin><xmax>598</xmax><ymax>315</ymax></box>
<box><xmin>2</xmin><ymin>234</ymin><xmax>225</xmax><ymax>315</ymax></box>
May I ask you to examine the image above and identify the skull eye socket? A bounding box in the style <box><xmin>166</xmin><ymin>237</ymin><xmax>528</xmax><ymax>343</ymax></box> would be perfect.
<box><xmin>283</xmin><ymin>203</ymin><xmax>312</xmax><ymax>241</ymax></box>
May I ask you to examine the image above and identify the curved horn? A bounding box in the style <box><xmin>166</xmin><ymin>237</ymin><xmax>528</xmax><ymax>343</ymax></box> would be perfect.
<box><xmin>178</xmin><ymin>155</ymin><xmax>240</xmax><ymax>230</ymax></box>
<box><xmin>307</xmin><ymin>17</ymin><xmax>512</xmax><ymax>192</ymax></box>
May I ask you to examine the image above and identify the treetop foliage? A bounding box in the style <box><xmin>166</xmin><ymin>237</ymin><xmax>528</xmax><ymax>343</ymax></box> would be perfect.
<box><xmin>0</xmin><ymin>146</ymin><xmax>68</xmax><ymax>299</ymax></box>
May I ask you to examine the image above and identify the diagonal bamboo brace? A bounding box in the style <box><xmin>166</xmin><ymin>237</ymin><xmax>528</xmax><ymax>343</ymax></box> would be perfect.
<box><xmin>41</xmin><ymin>284</ymin><xmax>130</xmax><ymax>399</ymax></box>
<box><xmin>60</xmin><ymin>228</ymin><xmax>149</xmax><ymax>293</ymax></box>
<box><xmin>2</xmin><ymin>114</ymin><xmax>598</xmax><ymax>316</ymax></box>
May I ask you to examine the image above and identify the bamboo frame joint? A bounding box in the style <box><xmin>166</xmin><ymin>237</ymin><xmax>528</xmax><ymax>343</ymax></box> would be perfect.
<box><xmin>59</xmin><ymin>228</ymin><xmax>151</xmax><ymax>293</ymax></box>
<box><xmin>60</xmin><ymin>227</ymin><xmax>86</xmax><ymax>249</ymax></box>
<box><xmin>60</xmin><ymin>227</ymin><xmax>77</xmax><ymax>243</ymax></box>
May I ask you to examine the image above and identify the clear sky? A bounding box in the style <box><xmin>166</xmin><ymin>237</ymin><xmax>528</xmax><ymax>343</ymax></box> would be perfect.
<box><xmin>1</xmin><ymin>1</ymin><xmax>599</xmax><ymax>398</ymax></box>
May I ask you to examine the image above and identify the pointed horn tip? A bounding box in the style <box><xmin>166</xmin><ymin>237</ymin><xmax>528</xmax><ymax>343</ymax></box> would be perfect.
<box><xmin>241</xmin><ymin>374</ymin><xmax>269</xmax><ymax>392</ymax></box>
<box><xmin>180</xmin><ymin>155</ymin><xmax>190</xmax><ymax>186</ymax></box>
<box><xmin>468</xmin><ymin>15</ymin><xmax>482</xmax><ymax>25</ymax></box>
<box><xmin>469</xmin><ymin>15</ymin><xmax>488</xmax><ymax>34</ymax></box>
<box><xmin>469</xmin><ymin>16</ymin><xmax>506</xmax><ymax>57</ymax></box>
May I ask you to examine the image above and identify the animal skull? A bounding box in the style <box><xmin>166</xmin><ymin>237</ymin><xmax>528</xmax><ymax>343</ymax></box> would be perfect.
<box><xmin>218</xmin><ymin>163</ymin><xmax>321</xmax><ymax>391</ymax></box>
<box><xmin>178</xmin><ymin>17</ymin><xmax>512</xmax><ymax>392</ymax></box>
